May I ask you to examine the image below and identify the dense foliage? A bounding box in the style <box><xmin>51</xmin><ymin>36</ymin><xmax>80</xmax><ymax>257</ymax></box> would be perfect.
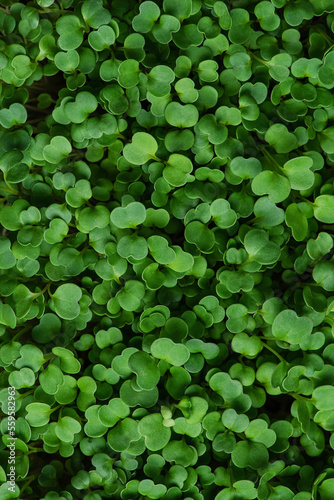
<box><xmin>1</xmin><ymin>0</ymin><xmax>334</xmax><ymax>498</ymax></box>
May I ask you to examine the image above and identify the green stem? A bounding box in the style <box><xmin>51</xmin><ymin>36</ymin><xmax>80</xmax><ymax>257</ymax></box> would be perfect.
<box><xmin>27</xmin><ymin>448</ymin><xmax>44</xmax><ymax>454</ymax></box>
<box><xmin>32</xmin><ymin>282</ymin><xmax>52</xmax><ymax>298</ymax></box>
<box><xmin>249</xmin><ymin>51</ymin><xmax>270</xmax><ymax>66</ymax></box>
<box><xmin>229</xmin><ymin>465</ymin><xmax>234</xmax><ymax>486</ymax></box>
<box><xmin>18</xmin><ymin>389</ymin><xmax>35</xmax><ymax>399</ymax></box>
<box><xmin>151</xmin><ymin>155</ymin><xmax>163</xmax><ymax>162</ymax></box>
<box><xmin>43</xmin><ymin>352</ymin><xmax>56</xmax><ymax>362</ymax></box>
<box><xmin>0</xmin><ymin>186</ymin><xmax>18</xmax><ymax>195</ymax></box>
<box><xmin>323</xmin><ymin>44</ymin><xmax>334</xmax><ymax>58</ymax></box>
<box><xmin>50</xmin><ymin>405</ymin><xmax>62</xmax><ymax>414</ymax></box>
<box><xmin>12</xmin><ymin>326</ymin><xmax>31</xmax><ymax>341</ymax></box>
<box><xmin>261</xmin><ymin>341</ymin><xmax>285</xmax><ymax>362</ymax></box>
<box><xmin>258</xmin><ymin>336</ymin><xmax>279</xmax><ymax>341</ymax></box>
<box><xmin>3</xmin><ymin>177</ymin><xmax>19</xmax><ymax>195</ymax></box>
<box><xmin>25</xmin><ymin>104</ymin><xmax>49</xmax><ymax>114</ymax></box>
<box><xmin>239</xmin><ymin>257</ymin><xmax>254</xmax><ymax>268</ymax></box>
<box><xmin>37</xmin><ymin>8</ymin><xmax>67</xmax><ymax>14</ymax></box>
<box><xmin>26</xmin><ymin>118</ymin><xmax>45</xmax><ymax>125</ymax></box>
<box><xmin>313</xmin><ymin>27</ymin><xmax>334</xmax><ymax>46</ymax></box>
<box><xmin>19</xmin><ymin>474</ymin><xmax>39</xmax><ymax>496</ymax></box>
<box><xmin>300</xmin><ymin>196</ymin><xmax>315</xmax><ymax>206</ymax></box>
<box><xmin>262</xmin><ymin>147</ymin><xmax>284</xmax><ymax>173</ymax></box>
<box><xmin>246</xmin><ymin>216</ymin><xmax>260</xmax><ymax>224</ymax></box>
<box><xmin>291</xmin><ymin>393</ymin><xmax>311</xmax><ymax>402</ymax></box>
<box><xmin>238</xmin><ymin>355</ymin><xmax>245</xmax><ymax>365</ymax></box>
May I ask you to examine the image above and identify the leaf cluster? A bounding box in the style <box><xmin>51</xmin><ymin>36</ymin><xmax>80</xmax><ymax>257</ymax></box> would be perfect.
<box><xmin>1</xmin><ymin>0</ymin><xmax>334</xmax><ymax>499</ymax></box>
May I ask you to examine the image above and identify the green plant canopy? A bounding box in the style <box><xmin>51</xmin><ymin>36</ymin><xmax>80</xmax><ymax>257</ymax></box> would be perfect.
<box><xmin>1</xmin><ymin>0</ymin><xmax>334</xmax><ymax>499</ymax></box>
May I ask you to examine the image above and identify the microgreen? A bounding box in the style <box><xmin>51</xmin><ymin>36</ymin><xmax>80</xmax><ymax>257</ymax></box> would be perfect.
<box><xmin>1</xmin><ymin>0</ymin><xmax>334</xmax><ymax>498</ymax></box>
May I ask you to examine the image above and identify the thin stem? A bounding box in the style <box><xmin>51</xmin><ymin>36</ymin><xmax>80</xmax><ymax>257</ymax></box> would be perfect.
<box><xmin>151</xmin><ymin>155</ymin><xmax>163</xmax><ymax>162</ymax></box>
<box><xmin>50</xmin><ymin>405</ymin><xmax>62</xmax><ymax>414</ymax></box>
<box><xmin>32</xmin><ymin>282</ymin><xmax>52</xmax><ymax>298</ymax></box>
<box><xmin>249</xmin><ymin>51</ymin><xmax>270</xmax><ymax>66</ymax></box>
<box><xmin>37</xmin><ymin>8</ymin><xmax>67</xmax><ymax>14</ymax></box>
<box><xmin>19</xmin><ymin>475</ymin><xmax>38</xmax><ymax>495</ymax></box>
<box><xmin>12</xmin><ymin>326</ymin><xmax>31</xmax><ymax>341</ymax></box>
<box><xmin>291</xmin><ymin>392</ymin><xmax>311</xmax><ymax>402</ymax></box>
<box><xmin>25</xmin><ymin>104</ymin><xmax>49</xmax><ymax>114</ymax></box>
<box><xmin>27</xmin><ymin>448</ymin><xmax>44</xmax><ymax>454</ymax></box>
<box><xmin>3</xmin><ymin>178</ymin><xmax>19</xmax><ymax>195</ymax></box>
<box><xmin>18</xmin><ymin>389</ymin><xmax>35</xmax><ymax>399</ymax></box>
<box><xmin>300</xmin><ymin>196</ymin><xmax>315</xmax><ymax>206</ymax></box>
<box><xmin>239</xmin><ymin>257</ymin><xmax>254</xmax><ymax>268</ymax></box>
<box><xmin>229</xmin><ymin>465</ymin><xmax>234</xmax><ymax>486</ymax></box>
<box><xmin>262</xmin><ymin>147</ymin><xmax>284</xmax><ymax>172</ymax></box>
<box><xmin>323</xmin><ymin>44</ymin><xmax>334</xmax><ymax>58</ymax></box>
<box><xmin>0</xmin><ymin>186</ymin><xmax>18</xmax><ymax>195</ymax></box>
<box><xmin>258</xmin><ymin>336</ymin><xmax>279</xmax><ymax>341</ymax></box>
<box><xmin>246</xmin><ymin>216</ymin><xmax>260</xmax><ymax>224</ymax></box>
<box><xmin>313</xmin><ymin>27</ymin><xmax>334</xmax><ymax>46</ymax></box>
<box><xmin>261</xmin><ymin>341</ymin><xmax>285</xmax><ymax>362</ymax></box>
<box><xmin>43</xmin><ymin>352</ymin><xmax>56</xmax><ymax>362</ymax></box>
<box><xmin>26</xmin><ymin>118</ymin><xmax>45</xmax><ymax>125</ymax></box>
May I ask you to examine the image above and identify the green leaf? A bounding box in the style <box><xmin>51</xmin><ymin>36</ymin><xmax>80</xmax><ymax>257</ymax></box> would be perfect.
<box><xmin>133</xmin><ymin>1</ymin><xmax>161</xmax><ymax>33</ymax></box>
<box><xmin>88</xmin><ymin>25</ymin><xmax>115</xmax><ymax>51</ymax></box>
<box><xmin>285</xmin><ymin>203</ymin><xmax>308</xmax><ymax>241</ymax></box>
<box><xmin>245</xmin><ymin>418</ymin><xmax>276</xmax><ymax>447</ymax></box>
<box><xmin>0</xmin><ymin>303</ymin><xmax>16</xmax><ymax>329</ymax></box>
<box><xmin>51</xmin><ymin>284</ymin><xmax>82</xmax><ymax>320</ymax></box>
<box><xmin>123</xmin><ymin>132</ymin><xmax>158</xmax><ymax>165</ymax></box>
<box><xmin>231</xmin><ymin>333</ymin><xmax>263</xmax><ymax>357</ymax></box>
<box><xmin>231</xmin><ymin>441</ymin><xmax>269</xmax><ymax>469</ymax></box>
<box><xmin>116</xmin><ymin>280</ymin><xmax>145</xmax><ymax>311</ymax></box>
<box><xmin>163</xmin><ymin>154</ymin><xmax>193</xmax><ymax>187</ymax></box>
<box><xmin>209</xmin><ymin>372</ymin><xmax>243</xmax><ymax>401</ymax></box>
<box><xmin>265</xmin><ymin>124</ymin><xmax>298</xmax><ymax>153</ymax></box>
<box><xmin>210</xmin><ymin>199</ymin><xmax>237</xmax><ymax>228</ymax></box>
<box><xmin>138</xmin><ymin>413</ymin><xmax>171</xmax><ymax>451</ymax></box>
<box><xmin>243</xmin><ymin>229</ymin><xmax>281</xmax><ymax>265</ymax></box>
<box><xmin>55</xmin><ymin>416</ymin><xmax>81</xmax><ymax>442</ymax></box>
<box><xmin>151</xmin><ymin>338</ymin><xmax>190</xmax><ymax>366</ymax></box>
<box><xmin>147</xmin><ymin>65</ymin><xmax>175</xmax><ymax>97</ymax></box>
<box><xmin>185</xmin><ymin>221</ymin><xmax>215</xmax><ymax>252</ymax></box>
<box><xmin>39</xmin><ymin>364</ymin><xmax>64</xmax><ymax>395</ymax></box>
<box><xmin>272</xmin><ymin>309</ymin><xmax>313</xmax><ymax>344</ymax></box>
<box><xmin>318</xmin><ymin>479</ymin><xmax>334</xmax><ymax>500</ymax></box>
<box><xmin>52</xmin><ymin>347</ymin><xmax>81</xmax><ymax>374</ymax></box>
<box><xmin>312</xmin><ymin>386</ymin><xmax>334</xmax><ymax>410</ymax></box>
<box><xmin>165</xmin><ymin>102</ymin><xmax>199</xmax><ymax>128</ymax></box>
<box><xmin>81</xmin><ymin>0</ymin><xmax>111</xmax><ymax>29</ymax></box>
<box><xmin>313</xmin><ymin>195</ymin><xmax>334</xmax><ymax>223</ymax></box>
<box><xmin>283</xmin><ymin>157</ymin><xmax>314</xmax><ymax>190</ymax></box>
<box><xmin>128</xmin><ymin>351</ymin><xmax>160</xmax><ymax>390</ymax></box>
<box><xmin>56</xmin><ymin>15</ymin><xmax>84</xmax><ymax>50</ymax></box>
<box><xmin>0</xmin><ymin>237</ymin><xmax>16</xmax><ymax>269</ymax></box>
<box><xmin>25</xmin><ymin>402</ymin><xmax>52</xmax><ymax>427</ymax></box>
<box><xmin>252</xmin><ymin>170</ymin><xmax>291</xmax><ymax>203</ymax></box>
<box><xmin>308</xmin><ymin>0</ymin><xmax>334</xmax><ymax>15</ymax></box>
<box><xmin>43</xmin><ymin>136</ymin><xmax>72</xmax><ymax>164</ymax></box>
<box><xmin>110</xmin><ymin>202</ymin><xmax>146</xmax><ymax>229</ymax></box>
